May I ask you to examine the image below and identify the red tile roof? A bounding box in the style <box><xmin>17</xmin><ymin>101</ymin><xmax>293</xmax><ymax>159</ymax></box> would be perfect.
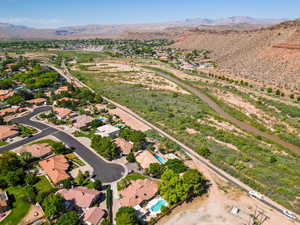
<box><xmin>57</xmin><ymin>187</ymin><xmax>101</xmax><ymax>209</ymax></box>
<box><xmin>84</xmin><ymin>207</ymin><xmax>106</xmax><ymax>225</ymax></box>
<box><xmin>135</xmin><ymin>151</ymin><xmax>159</xmax><ymax>169</ymax></box>
<box><xmin>0</xmin><ymin>125</ymin><xmax>18</xmax><ymax>140</ymax></box>
<box><xmin>114</xmin><ymin>138</ymin><xmax>133</xmax><ymax>154</ymax></box>
<box><xmin>53</xmin><ymin>107</ymin><xmax>72</xmax><ymax>119</ymax></box>
<box><xmin>27</xmin><ymin>98</ymin><xmax>47</xmax><ymax>104</ymax></box>
<box><xmin>120</xmin><ymin>179</ymin><xmax>158</xmax><ymax>207</ymax></box>
<box><xmin>16</xmin><ymin>143</ymin><xmax>52</xmax><ymax>158</ymax></box>
<box><xmin>39</xmin><ymin>155</ymin><xmax>70</xmax><ymax>184</ymax></box>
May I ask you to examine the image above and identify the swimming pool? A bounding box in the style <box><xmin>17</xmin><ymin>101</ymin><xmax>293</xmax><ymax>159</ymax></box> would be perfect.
<box><xmin>150</xmin><ymin>199</ymin><xmax>166</xmax><ymax>213</ymax></box>
<box><xmin>154</xmin><ymin>154</ymin><xmax>167</xmax><ymax>164</ymax></box>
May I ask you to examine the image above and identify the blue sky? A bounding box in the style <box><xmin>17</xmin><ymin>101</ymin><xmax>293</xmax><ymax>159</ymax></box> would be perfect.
<box><xmin>0</xmin><ymin>0</ymin><xmax>299</xmax><ymax>28</ymax></box>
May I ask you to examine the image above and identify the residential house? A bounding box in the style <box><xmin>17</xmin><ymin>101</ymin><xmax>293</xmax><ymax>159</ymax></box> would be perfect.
<box><xmin>26</xmin><ymin>98</ymin><xmax>47</xmax><ymax>105</ymax></box>
<box><xmin>84</xmin><ymin>207</ymin><xmax>106</xmax><ymax>225</ymax></box>
<box><xmin>16</xmin><ymin>143</ymin><xmax>52</xmax><ymax>159</ymax></box>
<box><xmin>57</xmin><ymin>97</ymin><xmax>79</xmax><ymax>102</ymax></box>
<box><xmin>54</xmin><ymin>86</ymin><xmax>69</xmax><ymax>95</ymax></box>
<box><xmin>0</xmin><ymin>108</ymin><xmax>18</xmax><ymax>117</ymax></box>
<box><xmin>135</xmin><ymin>151</ymin><xmax>160</xmax><ymax>169</ymax></box>
<box><xmin>72</xmin><ymin>115</ymin><xmax>93</xmax><ymax>129</ymax></box>
<box><xmin>0</xmin><ymin>125</ymin><xmax>19</xmax><ymax>141</ymax></box>
<box><xmin>114</xmin><ymin>138</ymin><xmax>133</xmax><ymax>155</ymax></box>
<box><xmin>57</xmin><ymin>187</ymin><xmax>101</xmax><ymax>210</ymax></box>
<box><xmin>95</xmin><ymin>124</ymin><xmax>120</xmax><ymax>138</ymax></box>
<box><xmin>53</xmin><ymin>107</ymin><xmax>73</xmax><ymax>120</ymax></box>
<box><xmin>120</xmin><ymin>179</ymin><xmax>158</xmax><ymax>207</ymax></box>
<box><xmin>39</xmin><ymin>155</ymin><xmax>70</xmax><ymax>184</ymax></box>
<box><xmin>0</xmin><ymin>189</ymin><xmax>9</xmax><ymax>213</ymax></box>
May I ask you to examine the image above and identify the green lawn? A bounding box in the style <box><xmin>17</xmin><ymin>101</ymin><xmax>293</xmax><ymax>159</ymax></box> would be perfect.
<box><xmin>0</xmin><ymin>187</ymin><xmax>31</xmax><ymax>225</ymax></box>
<box><xmin>34</xmin><ymin>176</ymin><xmax>54</xmax><ymax>194</ymax></box>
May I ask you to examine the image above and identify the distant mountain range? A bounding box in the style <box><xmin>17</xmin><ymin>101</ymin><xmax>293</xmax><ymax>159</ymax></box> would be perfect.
<box><xmin>0</xmin><ymin>16</ymin><xmax>287</xmax><ymax>40</ymax></box>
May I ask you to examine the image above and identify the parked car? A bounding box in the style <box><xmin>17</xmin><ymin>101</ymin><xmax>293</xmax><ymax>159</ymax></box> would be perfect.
<box><xmin>283</xmin><ymin>210</ymin><xmax>297</xmax><ymax>220</ymax></box>
<box><xmin>248</xmin><ymin>190</ymin><xmax>263</xmax><ymax>199</ymax></box>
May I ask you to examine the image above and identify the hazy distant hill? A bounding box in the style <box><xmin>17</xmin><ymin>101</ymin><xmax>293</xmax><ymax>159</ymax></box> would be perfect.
<box><xmin>0</xmin><ymin>16</ymin><xmax>286</xmax><ymax>40</ymax></box>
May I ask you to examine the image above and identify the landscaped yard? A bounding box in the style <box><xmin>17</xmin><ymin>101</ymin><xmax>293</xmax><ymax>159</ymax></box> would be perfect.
<box><xmin>34</xmin><ymin>176</ymin><xmax>54</xmax><ymax>194</ymax></box>
<box><xmin>0</xmin><ymin>187</ymin><xmax>31</xmax><ymax>225</ymax></box>
<box><xmin>65</xmin><ymin>153</ymin><xmax>85</xmax><ymax>166</ymax></box>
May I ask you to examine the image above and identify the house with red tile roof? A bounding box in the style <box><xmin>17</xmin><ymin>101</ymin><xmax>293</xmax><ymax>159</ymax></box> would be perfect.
<box><xmin>54</xmin><ymin>86</ymin><xmax>69</xmax><ymax>95</ymax></box>
<box><xmin>53</xmin><ymin>107</ymin><xmax>73</xmax><ymax>120</ymax></box>
<box><xmin>39</xmin><ymin>155</ymin><xmax>70</xmax><ymax>184</ymax></box>
<box><xmin>72</xmin><ymin>114</ymin><xmax>93</xmax><ymax>129</ymax></box>
<box><xmin>114</xmin><ymin>138</ymin><xmax>133</xmax><ymax>155</ymax></box>
<box><xmin>58</xmin><ymin>97</ymin><xmax>79</xmax><ymax>102</ymax></box>
<box><xmin>27</xmin><ymin>98</ymin><xmax>47</xmax><ymax>105</ymax></box>
<box><xmin>0</xmin><ymin>108</ymin><xmax>18</xmax><ymax>117</ymax></box>
<box><xmin>0</xmin><ymin>189</ymin><xmax>9</xmax><ymax>213</ymax></box>
<box><xmin>120</xmin><ymin>179</ymin><xmax>158</xmax><ymax>207</ymax></box>
<box><xmin>84</xmin><ymin>207</ymin><xmax>106</xmax><ymax>225</ymax></box>
<box><xmin>135</xmin><ymin>151</ymin><xmax>159</xmax><ymax>169</ymax></box>
<box><xmin>0</xmin><ymin>125</ymin><xmax>19</xmax><ymax>141</ymax></box>
<box><xmin>16</xmin><ymin>143</ymin><xmax>52</xmax><ymax>158</ymax></box>
<box><xmin>57</xmin><ymin>187</ymin><xmax>101</xmax><ymax>210</ymax></box>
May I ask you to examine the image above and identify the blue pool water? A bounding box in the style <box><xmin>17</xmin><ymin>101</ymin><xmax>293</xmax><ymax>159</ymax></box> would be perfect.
<box><xmin>150</xmin><ymin>200</ymin><xmax>166</xmax><ymax>212</ymax></box>
<box><xmin>154</xmin><ymin>154</ymin><xmax>167</xmax><ymax>164</ymax></box>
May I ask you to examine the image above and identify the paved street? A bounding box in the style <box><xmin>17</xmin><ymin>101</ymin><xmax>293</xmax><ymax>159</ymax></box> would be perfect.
<box><xmin>0</xmin><ymin>106</ymin><xmax>125</xmax><ymax>183</ymax></box>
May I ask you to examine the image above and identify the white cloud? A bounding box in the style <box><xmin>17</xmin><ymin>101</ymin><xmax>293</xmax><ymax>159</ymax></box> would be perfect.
<box><xmin>0</xmin><ymin>17</ymin><xmax>63</xmax><ymax>28</ymax></box>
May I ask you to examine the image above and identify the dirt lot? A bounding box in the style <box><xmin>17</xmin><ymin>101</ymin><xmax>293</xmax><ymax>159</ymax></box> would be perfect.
<box><xmin>109</xmin><ymin>108</ymin><xmax>151</xmax><ymax>132</ymax></box>
<box><xmin>73</xmin><ymin>62</ymin><xmax>189</xmax><ymax>94</ymax></box>
<box><xmin>158</xmin><ymin>160</ymin><xmax>297</xmax><ymax>225</ymax></box>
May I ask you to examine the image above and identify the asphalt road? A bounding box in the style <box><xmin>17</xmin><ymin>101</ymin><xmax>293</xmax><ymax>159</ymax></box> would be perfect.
<box><xmin>0</xmin><ymin>106</ymin><xmax>125</xmax><ymax>183</ymax></box>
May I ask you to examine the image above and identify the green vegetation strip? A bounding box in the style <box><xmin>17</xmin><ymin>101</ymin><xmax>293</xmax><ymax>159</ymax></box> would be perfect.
<box><xmin>0</xmin><ymin>187</ymin><xmax>31</xmax><ymax>225</ymax></box>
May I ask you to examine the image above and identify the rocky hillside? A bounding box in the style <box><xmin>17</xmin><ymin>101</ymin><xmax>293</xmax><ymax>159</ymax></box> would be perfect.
<box><xmin>172</xmin><ymin>19</ymin><xmax>300</xmax><ymax>91</ymax></box>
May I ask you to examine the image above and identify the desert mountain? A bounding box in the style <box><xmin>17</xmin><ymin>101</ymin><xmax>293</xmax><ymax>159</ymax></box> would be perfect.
<box><xmin>172</xmin><ymin>19</ymin><xmax>300</xmax><ymax>90</ymax></box>
<box><xmin>0</xmin><ymin>16</ymin><xmax>286</xmax><ymax>40</ymax></box>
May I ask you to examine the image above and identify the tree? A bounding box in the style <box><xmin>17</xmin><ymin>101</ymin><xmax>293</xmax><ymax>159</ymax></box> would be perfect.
<box><xmin>106</xmin><ymin>185</ymin><xmax>113</xmax><ymax>223</ymax></box>
<box><xmin>4</xmin><ymin>169</ymin><xmax>25</xmax><ymax>186</ymax></box>
<box><xmin>126</xmin><ymin>152</ymin><xmax>135</xmax><ymax>163</ymax></box>
<box><xmin>290</xmin><ymin>94</ymin><xmax>295</xmax><ymax>99</ymax></box>
<box><xmin>165</xmin><ymin>159</ymin><xmax>187</xmax><ymax>174</ymax></box>
<box><xmin>93</xmin><ymin>179</ymin><xmax>102</xmax><ymax>191</ymax></box>
<box><xmin>91</xmin><ymin>136</ymin><xmax>118</xmax><ymax>160</ymax></box>
<box><xmin>25</xmin><ymin>173</ymin><xmax>39</xmax><ymax>185</ymax></box>
<box><xmin>116</xmin><ymin>207</ymin><xmax>138</xmax><ymax>225</ymax></box>
<box><xmin>196</xmin><ymin>146</ymin><xmax>211</xmax><ymax>158</ymax></box>
<box><xmin>158</xmin><ymin>169</ymin><xmax>189</xmax><ymax>205</ymax></box>
<box><xmin>7</xmin><ymin>95</ymin><xmax>25</xmax><ymax>105</ymax></box>
<box><xmin>42</xmin><ymin>193</ymin><xmax>65</xmax><ymax>218</ymax></box>
<box><xmin>23</xmin><ymin>186</ymin><xmax>37</xmax><ymax>204</ymax></box>
<box><xmin>52</xmin><ymin>142</ymin><xmax>70</xmax><ymax>154</ymax></box>
<box><xmin>100</xmin><ymin>219</ymin><xmax>110</xmax><ymax>225</ymax></box>
<box><xmin>90</xmin><ymin>119</ymin><xmax>103</xmax><ymax>128</ymax></box>
<box><xmin>60</xmin><ymin>178</ymin><xmax>73</xmax><ymax>189</ymax></box>
<box><xmin>183</xmin><ymin>169</ymin><xmax>205</xmax><ymax>197</ymax></box>
<box><xmin>75</xmin><ymin>170</ymin><xmax>86</xmax><ymax>185</ymax></box>
<box><xmin>20</xmin><ymin>152</ymin><xmax>33</xmax><ymax>163</ymax></box>
<box><xmin>146</xmin><ymin>163</ymin><xmax>165</xmax><ymax>178</ymax></box>
<box><xmin>270</xmin><ymin>155</ymin><xmax>277</xmax><ymax>164</ymax></box>
<box><xmin>56</xmin><ymin>211</ymin><xmax>80</xmax><ymax>225</ymax></box>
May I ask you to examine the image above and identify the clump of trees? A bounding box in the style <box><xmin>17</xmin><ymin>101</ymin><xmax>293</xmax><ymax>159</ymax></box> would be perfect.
<box><xmin>116</xmin><ymin>206</ymin><xmax>139</xmax><ymax>225</ymax></box>
<box><xmin>91</xmin><ymin>136</ymin><xmax>119</xmax><ymax>160</ymax></box>
<box><xmin>159</xmin><ymin>169</ymin><xmax>205</xmax><ymax>205</ymax></box>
